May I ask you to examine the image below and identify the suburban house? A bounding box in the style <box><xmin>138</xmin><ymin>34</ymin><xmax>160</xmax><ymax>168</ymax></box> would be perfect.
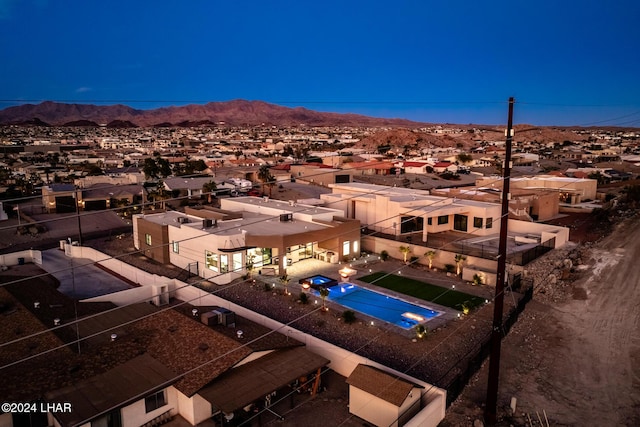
<box><xmin>320</xmin><ymin>183</ymin><xmax>569</xmax><ymax>285</ymax></box>
<box><xmin>133</xmin><ymin>197</ymin><xmax>361</xmax><ymax>283</ymax></box>
<box><xmin>0</xmin><ymin>272</ymin><xmax>329</xmax><ymax>427</ymax></box>
<box><xmin>41</xmin><ymin>183</ymin><xmax>141</xmax><ymax>213</ymax></box>
<box><xmin>475</xmin><ymin>175</ymin><xmax>598</xmax><ymax>205</ymax></box>
<box><xmin>430</xmin><ymin>186</ymin><xmax>560</xmax><ymax>222</ymax></box>
<box><xmin>0</xmin><ymin>248</ymin><xmax>448</xmax><ymax>427</ymax></box>
<box><xmin>289</xmin><ymin>163</ymin><xmax>353</xmax><ymax>185</ymax></box>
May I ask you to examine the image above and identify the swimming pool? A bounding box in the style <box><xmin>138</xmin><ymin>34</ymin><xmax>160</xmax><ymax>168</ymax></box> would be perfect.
<box><xmin>299</xmin><ymin>275</ymin><xmax>338</xmax><ymax>290</ymax></box>
<box><xmin>316</xmin><ymin>283</ymin><xmax>442</xmax><ymax>329</ymax></box>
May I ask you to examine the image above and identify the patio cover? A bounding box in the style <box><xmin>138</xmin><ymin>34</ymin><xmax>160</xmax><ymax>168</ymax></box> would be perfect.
<box><xmin>198</xmin><ymin>346</ymin><xmax>329</xmax><ymax>414</ymax></box>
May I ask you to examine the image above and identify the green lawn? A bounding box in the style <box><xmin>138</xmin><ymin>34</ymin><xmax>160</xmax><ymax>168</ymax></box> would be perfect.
<box><xmin>358</xmin><ymin>272</ymin><xmax>485</xmax><ymax>311</ymax></box>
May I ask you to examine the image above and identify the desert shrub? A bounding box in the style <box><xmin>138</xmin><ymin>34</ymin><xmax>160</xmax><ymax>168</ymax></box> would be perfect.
<box><xmin>299</xmin><ymin>292</ymin><xmax>309</xmax><ymax>305</ymax></box>
<box><xmin>380</xmin><ymin>250</ymin><xmax>389</xmax><ymax>261</ymax></box>
<box><xmin>341</xmin><ymin>310</ymin><xmax>357</xmax><ymax>324</ymax></box>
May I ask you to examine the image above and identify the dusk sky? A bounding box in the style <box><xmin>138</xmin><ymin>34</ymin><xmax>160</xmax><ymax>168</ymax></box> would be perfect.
<box><xmin>1</xmin><ymin>0</ymin><xmax>639</xmax><ymax>126</ymax></box>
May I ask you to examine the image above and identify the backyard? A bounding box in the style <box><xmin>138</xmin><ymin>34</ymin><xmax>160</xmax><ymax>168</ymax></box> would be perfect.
<box><xmin>359</xmin><ymin>271</ymin><xmax>486</xmax><ymax>311</ymax></box>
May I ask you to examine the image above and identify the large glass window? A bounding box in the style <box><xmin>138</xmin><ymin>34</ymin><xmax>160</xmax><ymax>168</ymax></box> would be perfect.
<box><xmin>145</xmin><ymin>390</ymin><xmax>166</xmax><ymax>413</ymax></box>
<box><xmin>205</xmin><ymin>251</ymin><xmax>218</xmax><ymax>272</ymax></box>
<box><xmin>220</xmin><ymin>254</ymin><xmax>229</xmax><ymax>273</ymax></box>
<box><xmin>233</xmin><ymin>253</ymin><xmax>242</xmax><ymax>273</ymax></box>
<box><xmin>473</xmin><ymin>217</ymin><xmax>483</xmax><ymax>228</ymax></box>
<box><xmin>145</xmin><ymin>233</ymin><xmax>152</xmax><ymax>246</ymax></box>
<box><xmin>353</xmin><ymin>241</ymin><xmax>359</xmax><ymax>254</ymax></box>
<box><xmin>343</xmin><ymin>241</ymin><xmax>350</xmax><ymax>256</ymax></box>
<box><xmin>400</xmin><ymin>216</ymin><xmax>424</xmax><ymax>233</ymax></box>
<box><xmin>437</xmin><ymin>215</ymin><xmax>449</xmax><ymax>225</ymax></box>
<box><xmin>454</xmin><ymin>214</ymin><xmax>468</xmax><ymax>232</ymax></box>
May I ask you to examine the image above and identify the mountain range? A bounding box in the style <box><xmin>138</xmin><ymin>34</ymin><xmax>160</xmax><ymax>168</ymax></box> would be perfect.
<box><xmin>0</xmin><ymin>100</ymin><xmax>427</xmax><ymax>128</ymax></box>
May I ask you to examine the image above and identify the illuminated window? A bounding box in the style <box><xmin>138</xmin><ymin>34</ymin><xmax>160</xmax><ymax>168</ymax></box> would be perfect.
<box><xmin>233</xmin><ymin>253</ymin><xmax>242</xmax><ymax>273</ymax></box>
<box><xmin>145</xmin><ymin>233</ymin><xmax>152</xmax><ymax>246</ymax></box>
<box><xmin>205</xmin><ymin>251</ymin><xmax>218</xmax><ymax>272</ymax></box>
<box><xmin>343</xmin><ymin>241</ymin><xmax>350</xmax><ymax>256</ymax></box>
<box><xmin>172</xmin><ymin>241</ymin><xmax>179</xmax><ymax>253</ymax></box>
<box><xmin>220</xmin><ymin>254</ymin><xmax>229</xmax><ymax>273</ymax></box>
<box><xmin>353</xmin><ymin>241</ymin><xmax>359</xmax><ymax>254</ymax></box>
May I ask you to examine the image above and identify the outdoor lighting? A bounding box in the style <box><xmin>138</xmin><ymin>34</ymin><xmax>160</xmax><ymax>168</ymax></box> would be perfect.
<box><xmin>272</xmin><ymin>283</ymin><xmax>275</xmax><ymax>288</ymax></box>
<box><xmin>301</xmin><ymin>282</ymin><xmax>310</xmax><ymax>290</ymax></box>
<box><xmin>338</xmin><ymin>266</ymin><xmax>357</xmax><ymax>279</ymax></box>
<box><xmin>370</xmin><ymin>321</ymin><xmax>374</xmax><ymax>326</ymax></box>
<box><xmin>236</xmin><ymin>330</ymin><xmax>244</xmax><ymax>339</ymax></box>
<box><xmin>314</xmin><ymin>300</ymin><xmax>318</xmax><ymax>305</ymax></box>
<box><xmin>110</xmin><ymin>333</ymin><xmax>117</xmax><ymax>341</ymax></box>
<box><xmin>485</xmin><ymin>299</ymin><xmax>489</xmax><ymax>304</ymax></box>
<box><xmin>457</xmin><ymin>313</ymin><xmax>461</xmax><ymax>318</ymax></box>
<box><xmin>402</xmin><ymin>312</ymin><xmax>425</xmax><ymax>322</ymax></box>
<box><xmin>54</xmin><ymin>318</ymin><xmax>60</xmax><ymax>326</ymax></box>
<box><xmin>452</xmin><ymin>285</ymin><xmax>455</xmax><ymax>289</ymax></box>
<box><xmin>192</xmin><ymin>308</ymin><xmax>199</xmax><ymax>317</ymax></box>
<box><xmin>34</xmin><ymin>301</ymin><xmax>40</xmax><ymax>309</ymax></box>
<box><xmin>369</xmin><ymin>269</ymin><xmax>372</xmax><ymax>273</ymax></box>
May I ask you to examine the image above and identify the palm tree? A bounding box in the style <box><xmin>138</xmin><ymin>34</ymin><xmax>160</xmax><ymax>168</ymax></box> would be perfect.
<box><xmin>279</xmin><ymin>273</ymin><xmax>290</xmax><ymax>295</ymax></box>
<box><xmin>399</xmin><ymin>245</ymin><xmax>411</xmax><ymax>263</ymax></box>
<box><xmin>202</xmin><ymin>180</ymin><xmax>217</xmax><ymax>203</ymax></box>
<box><xmin>257</xmin><ymin>164</ymin><xmax>275</xmax><ymax>197</ymax></box>
<box><xmin>424</xmin><ymin>250</ymin><xmax>436</xmax><ymax>269</ymax></box>
<box><xmin>319</xmin><ymin>287</ymin><xmax>329</xmax><ymax>311</ymax></box>
<box><xmin>455</xmin><ymin>254</ymin><xmax>467</xmax><ymax>275</ymax></box>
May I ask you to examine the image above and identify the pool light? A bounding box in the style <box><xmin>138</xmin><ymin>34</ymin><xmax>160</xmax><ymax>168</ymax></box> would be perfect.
<box><xmin>402</xmin><ymin>312</ymin><xmax>425</xmax><ymax>322</ymax></box>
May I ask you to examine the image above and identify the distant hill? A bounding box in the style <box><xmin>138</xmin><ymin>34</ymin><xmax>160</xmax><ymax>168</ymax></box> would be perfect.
<box><xmin>0</xmin><ymin>100</ymin><xmax>427</xmax><ymax>128</ymax></box>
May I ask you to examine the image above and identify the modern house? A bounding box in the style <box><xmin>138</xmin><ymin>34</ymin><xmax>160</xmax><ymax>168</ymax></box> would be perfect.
<box><xmin>475</xmin><ymin>175</ymin><xmax>598</xmax><ymax>205</ymax></box>
<box><xmin>133</xmin><ymin>196</ymin><xmax>361</xmax><ymax>283</ymax></box>
<box><xmin>320</xmin><ymin>183</ymin><xmax>569</xmax><ymax>285</ymax></box>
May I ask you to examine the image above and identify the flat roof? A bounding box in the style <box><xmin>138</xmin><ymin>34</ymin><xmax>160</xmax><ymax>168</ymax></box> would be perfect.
<box><xmin>223</xmin><ymin>196</ymin><xmax>340</xmax><ymax>216</ymax></box>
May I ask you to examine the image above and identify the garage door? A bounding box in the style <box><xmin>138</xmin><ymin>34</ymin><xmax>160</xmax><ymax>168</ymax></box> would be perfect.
<box><xmin>55</xmin><ymin>196</ymin><xmax>76</xmax><ymax>213</ymax></box>
<box><xmin>84</xmin><ymin>199</ymin><xmax>107</xmax><ymax>211</ymax></box>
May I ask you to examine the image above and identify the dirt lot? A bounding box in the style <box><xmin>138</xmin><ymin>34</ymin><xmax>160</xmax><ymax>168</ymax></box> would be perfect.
<box><xmin>442</xmin><ymin>215</ymin><xmax>640</xmax><ymax>426</ymax></box>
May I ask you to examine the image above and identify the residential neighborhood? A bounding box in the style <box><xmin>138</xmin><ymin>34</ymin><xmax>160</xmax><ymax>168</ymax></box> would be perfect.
<box><xmin>1</xmin><ymin>121</ymin><xmax>639</xmax><ymax>427</ymax></box>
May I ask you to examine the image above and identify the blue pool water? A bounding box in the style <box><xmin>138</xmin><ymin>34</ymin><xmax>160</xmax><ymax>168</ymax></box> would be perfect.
<box><xmin>316</xmin><ymin>283</ymin><xmax>442</xmax><ymax>329</ymax></box>
<box><xmin>307</xmin><ymin>275</ymin><xmax>334</xmax><ymax>285</ymax></box>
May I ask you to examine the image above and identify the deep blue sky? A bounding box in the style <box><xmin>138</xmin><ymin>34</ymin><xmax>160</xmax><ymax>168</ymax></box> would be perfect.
<box><xmin>1</xmin><ymin>0</ymin><xmax>639</xmax><ymax>126</ymax></box>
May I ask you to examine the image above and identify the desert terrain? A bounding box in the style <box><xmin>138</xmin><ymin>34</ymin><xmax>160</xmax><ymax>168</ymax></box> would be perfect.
<box><xmin>442</xmin><ymin>215</ymin><xmax>640</xmax><ymax>426</ymax></box>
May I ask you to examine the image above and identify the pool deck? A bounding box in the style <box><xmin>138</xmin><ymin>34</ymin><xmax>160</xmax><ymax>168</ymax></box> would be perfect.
<box><xmin>254</xmin><ymin>255</ymin><xmax>494</xmax><ymax>333</ymax></box>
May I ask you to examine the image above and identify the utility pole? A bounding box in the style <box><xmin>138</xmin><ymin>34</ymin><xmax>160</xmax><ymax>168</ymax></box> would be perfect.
<box><xmin>485</xmin><ymin>97</ymin><xmax>515</xmax><ymax>425</ymax></box>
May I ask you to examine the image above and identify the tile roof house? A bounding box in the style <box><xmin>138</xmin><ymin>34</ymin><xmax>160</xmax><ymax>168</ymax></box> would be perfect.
<box><xmin>0</xmin><ymin>273</ymin><xmax>329</xmax><ymax>427</ymax></box>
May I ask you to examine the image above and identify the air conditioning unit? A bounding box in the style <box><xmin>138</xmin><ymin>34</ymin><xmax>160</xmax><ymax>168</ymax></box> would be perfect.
<box><xmin>279</xmin><ymin>213</ymin><xmax>293</xmax><ymax>222</ymax></box>
<box><xmin>202</xmin><ymin>218</ymin><xmax>213</xmax><ymax>228</ymax></box>
<box><xmin>201</xmin><ymin>306</ymin><xmax>221</xmax><ymax>326</ymax></box>
<box><xmin>177</xmin><ymin>216</ymin><xmax>189</xmax><ymax>224</ymax></box>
